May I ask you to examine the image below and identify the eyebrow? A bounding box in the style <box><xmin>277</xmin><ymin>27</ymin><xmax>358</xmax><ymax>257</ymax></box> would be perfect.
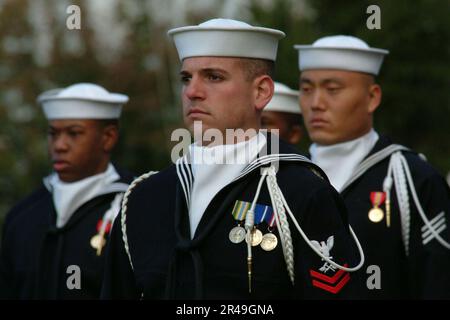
<box><xmin>180</xmin><ymin>67</ymin><xmax>230</xmax><ymax>76</ymax></box>
<box><xmin>48</xmin><ymin>125</ymin><xmax>85</xmax><ymax>131</ymax></box>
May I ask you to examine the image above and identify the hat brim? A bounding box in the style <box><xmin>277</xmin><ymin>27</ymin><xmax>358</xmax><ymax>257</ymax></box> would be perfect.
<box><xmin>294</xmin><ymin>45</ymin><xmax>389</xmax><ymax>55</ymax></box>
<box><xmin>38</xmin><ymin>93</ymin><xmax>129</xmax><ymax>104</ymax></box>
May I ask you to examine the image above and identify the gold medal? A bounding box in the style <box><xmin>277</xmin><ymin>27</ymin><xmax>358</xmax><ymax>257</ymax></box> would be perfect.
<box><xmin>368</xmin><ymin>192</ymin><xmax>387</xmax><ymax>224</ymax></box>
<box><xmin>245</xmin><ymin>228</ymin><xmax>263</xmax><ymax>246</ymax></box>
<box><xmin>90</xmin><ymin>234</ymin><xmax>106</xmax><ymax>255</ymax></box>
<box><xmin>261</xmin><ymin>233</ymin><xmax>278</xmax><ymax>251</ymax></box>
<box><xmin>368</xmin><ymin>207</ymin><xmax>384</xmax><ymax>223</ymax></box>
<box><xmin>229</xmin><ymin>226</ymin><xmax>246</xmax><ymax>244</ymax></box>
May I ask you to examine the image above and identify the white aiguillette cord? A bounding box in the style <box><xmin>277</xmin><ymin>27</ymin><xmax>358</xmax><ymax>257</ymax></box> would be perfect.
<box><xmin>244</xmin><ymin>166</ymin><xmax>365</xmax><ymax>291</ymax></box>
<box><xmin>383</xmin><ymin>152</ymin><xmax>450</xmax><ymax>255</ymax></box>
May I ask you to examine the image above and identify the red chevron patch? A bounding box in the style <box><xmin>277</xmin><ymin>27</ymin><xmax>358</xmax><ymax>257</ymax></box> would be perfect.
<box><xmin>310</xmin><ymin>263</ymin><xmax>350</xmax><ymax>294</ymax></box>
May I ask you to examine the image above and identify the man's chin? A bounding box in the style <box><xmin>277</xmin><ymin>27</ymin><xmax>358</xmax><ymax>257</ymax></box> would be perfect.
<box><xmin>56</xmin><ymin>172</ymin><xmax>82</xmax><ymax>183</ymax></box>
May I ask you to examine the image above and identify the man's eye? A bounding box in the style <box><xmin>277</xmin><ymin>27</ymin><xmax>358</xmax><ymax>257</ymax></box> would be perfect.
<box><xmin>208</xmin><ymin>74</ymin><xmax>222</xmax><ymax>81</ymax></box>
<box><xmin>180</xmin><ymin>75</ymin><xmax>191</xmax><ymax>83</ymax></box>
<box><xmin>327</xmin><ymin>87</ymin><xmax>341</xmax><ymax>93</ymax></box>
<box><xmin>300</xmin><ymin>86</ymin><xmax>311</xmax><ymax>93</ymax></box>
<box><xmin>68</xmin><ymin>131</ymin><xmax>81</xmax><ymax>137</ymax></box>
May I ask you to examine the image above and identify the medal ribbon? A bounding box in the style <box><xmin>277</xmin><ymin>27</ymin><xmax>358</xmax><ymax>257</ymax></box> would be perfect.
<box><xmin>232</xmin><ymin>200</ymin><xmax>272</xmax><ymax>224</ymax></box>
<box><xmin>370</xmin><ymin>191</ymin><xmax>386</xmax><ymax>208</ymax></box>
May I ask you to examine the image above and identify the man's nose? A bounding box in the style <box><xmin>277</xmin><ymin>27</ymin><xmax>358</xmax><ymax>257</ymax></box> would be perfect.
<box><xmin>184</xmin><ymin>77</ymin><xmax>205</xmax><ymax>100</ymax></box>
<box><xmin>51</xmin><ymin>135</ymin><xmax>69</xmax><ymax>153</ymax></box>
<box><xmin>310</xmin><ymin>90</ymin><xmax>326</xmax><ymax>111</ymax></box>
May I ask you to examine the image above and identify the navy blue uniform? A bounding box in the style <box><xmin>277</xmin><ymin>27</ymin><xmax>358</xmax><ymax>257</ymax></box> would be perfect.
<box><xmin>101</xmin><ymin>138</ymin><xmax>363</xmax><ymax>299</ymax></box>
<box><xmin>0</xmin><ymin>166</ymin><xmax>133</xmax><ymax>299</ymax></box>
<box><xmin>342</xmin><ymin>136</ymin><xmax>450</xmax><ymax>299</ymax></box>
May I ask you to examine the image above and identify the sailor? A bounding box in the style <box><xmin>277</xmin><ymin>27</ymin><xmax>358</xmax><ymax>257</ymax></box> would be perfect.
<box><xmin>261</xmin><ymin>82</ymin><xmax>303</xmax><ymax>145</ymax></box>
<box><xmin>101</xmin><ymin>19</ymin><xmax>364</xmax><ymax>300</ymax></box>
<box><xmin>295</xmin><ymin>35</ymin><xmax>450</xmax><ymax>298</ymax></box>
<box><xmin>0</xmin><ymin>83</ymin><xmax>134</xmax><ymax>299</ymax></box>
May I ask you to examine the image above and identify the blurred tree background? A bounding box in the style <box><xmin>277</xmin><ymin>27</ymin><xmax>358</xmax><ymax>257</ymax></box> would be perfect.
<box><xmin>0</xmin><ymin>0</ymin><xmax>449</xmax><ymax>231</ymax></box>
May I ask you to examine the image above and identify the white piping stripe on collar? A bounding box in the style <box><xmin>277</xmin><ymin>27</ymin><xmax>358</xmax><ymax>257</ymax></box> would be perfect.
<box><xmin>176</xmin><ymin>157</ymin><xmax>192</xmax><ymax>209</ymax></box>
<box><xmin>183</xmin><ymin>155</ymin><xmax>194</xmax><ymax>191</ymax></box>
<box><xmin>175</xmin><ymin>152</ymin><xmax>317</xmax><ymax>207</ymax></box>
<box><xmin>341</xmin><ymin>144</ymin><xmax>410</xmax><ymax>192</ymax></box>
<box><xmin>245</xmin><ymin>153</ymin><xmax>311</xmax><ymax>169</ymax></box>
<box><xmin>236</xmin><ymin>154</ymin><xmax>314</xmax><ymax>181</ymax></box>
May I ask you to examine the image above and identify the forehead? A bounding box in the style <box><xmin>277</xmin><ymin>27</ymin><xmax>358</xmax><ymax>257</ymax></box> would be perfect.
<box><xmin>48</xmin><ymin>119</ymin><xmax>98</xmax><ymax>129</ymax></box>
<box><xmin>300</xmin><ymin>69</ymin><xmax>366</xmax><ymax>83</ymax></box>
<box><xmin>181</xmin><ymin>56</ymin><xmax>241</xmax><ymax>72</ymax></box>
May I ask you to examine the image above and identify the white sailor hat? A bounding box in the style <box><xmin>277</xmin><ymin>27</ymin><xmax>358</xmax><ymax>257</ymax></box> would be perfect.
<box><xmin>37</xmin><ymin>83</ymin><xmax>129</xmax><ymax>120</ymax></box>
<box><xmin>264</xmin><ymin>82</ymin><xmax>300</xmax><ymax>115</ymax></box>
<box><xmin>294</xmin><ymin>35</ymin><xmax>389</xmax><ymax>75</ymax></box>
<box><xmin>168</xmin><ymin>18</ymin><xmax>285</xmax><ymax>61</ymax></box>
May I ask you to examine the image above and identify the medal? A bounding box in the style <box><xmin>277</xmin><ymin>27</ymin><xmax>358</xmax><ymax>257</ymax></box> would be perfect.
<box><xmin>90</xmin><ymin>233</ymin><xmax>106</xmax><ymax>255</ymax></box>
<box><xmin>368</xmin><ymin>192</ymin><xmax>386</xmax><ymax>223</ymax></box>
<box><xmin>261</xmin><ymin>232</ymin><xmax>278</xmax><ymax>251</ymax></box>
<box><xmin>91</xmin><ymin>218</ymin><xmax>112</xmax><ymax>256</ymax></box>
<box><xmin>246</xmin><ymin>228</ymin><xmax>263</xmax><ymax>246</ymax></box>
<box><xmin>230</xmin><ymin>200</ymin><xmax>272</xmax><ymax>246</ymax></box>
<box><xmin>229</xmin><ymin>201</ymin><xmax>251</xmax><ymax>244</ymax></box>
<box><xmin>229</xmin><ymin>226</ymin><xmax>246</xmax><ymax>243</ymax></box>
<box><xmin>261</xmin><ymin>213</ymin><xmax>278</xmax><ymax>251</ymax></box>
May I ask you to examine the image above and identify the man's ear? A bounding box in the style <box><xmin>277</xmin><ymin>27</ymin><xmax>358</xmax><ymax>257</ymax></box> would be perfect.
<box><xmin>287</xmin><ymin>125</ymin><xmax>303</xmax><ymax>145</ymax></box>
<box><xmin>102</xmin><ymin>125</ymin><xmax>119</xmax><ymax>153</ymax></box>
<box><xmin>254</xmin><ymin>75</ymin><xmax>274</xmax><ymax>111</ymax></box>
<box><xmin>368</xmin><ymin>84</ymin><xmax>382</xmax><ymax>114</ymax></box>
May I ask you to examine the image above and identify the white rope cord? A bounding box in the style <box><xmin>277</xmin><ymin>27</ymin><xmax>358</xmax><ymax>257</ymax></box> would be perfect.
<box><xmin>398</xmin><ymin>154</ymin><xmax>450</xmax><ymax>249</ymax></box>
<box><xmin>249</xmin><ymin>166</ymin><xmax>364</xmax><ymax>281</ymax></box>
<box><xmin>341</xmin><ymin>145</ymin><xmax>409</xmax><ymax>192</ymax></box>
<box><xmin>383</xmin><ymin>152</ymin><xmax>450</xmax><ymax>254</ymax></box>
<box><xmin>99</xmin><ymin>193</ymin><xmax>124</xmax><ymax>235</ymax></box>
<box><xmin>121</xmin><ymin>171</ymin><xmax>159</xmax><ymax>270</ymax></box>
<box><xmin>265</xmin><ymin>169</ymin><xmax>295</xmax><ymax>284</ymax></box>
<box><xmin>391</xmin><ymin>153</ymin><xmax>411</xmax><ymax>255</ymax></box>
<box><xmin>244</xmin><ymin>171</ymin><xmax>268</xmax><ymax>293</ymax></box>
<box><xmin>275</xmin><ymin>173</ymin><xmax>365</xmax><ymax>272</ymax></box>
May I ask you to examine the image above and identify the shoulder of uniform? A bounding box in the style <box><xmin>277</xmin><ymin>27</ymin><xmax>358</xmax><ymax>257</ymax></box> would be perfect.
<box><xmin>125</xmin><ymin>165</ymin><xmax>177</xmax><ymax>202</ymax></box>
<box><xmin>114</xmin><ymin>165</ymin><xmax>137</xmax><ymax>184</ymax></box>
<box><xmin>277</xmin><ymin>160</ymin><xmax>331</xmax><ymax>192</ymax></box>
<box><xmin>400</xmin><ymin>150</ymin><xmax>442</xmax><ymax>180</ymax></box>
<box><xmin>4</xmin><ymin>185</ymin><xmax>49</xmax><ymax>228</ymax></box>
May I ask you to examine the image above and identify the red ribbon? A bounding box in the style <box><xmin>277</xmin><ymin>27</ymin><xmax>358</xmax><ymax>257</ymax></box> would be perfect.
<box><xmin>370</xmin><ymin>192</ymin><xmax>386</xmax><ymax>207</ymax></box>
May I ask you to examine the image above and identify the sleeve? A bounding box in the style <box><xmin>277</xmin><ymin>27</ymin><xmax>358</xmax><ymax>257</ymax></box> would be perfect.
<box><xmin>407</xmin><ymin>171</ymin><xmax>450</xmax><ymax>299</ymax></box>
<box><xmin>281</xmin><ymin>177</ymin><xmax>364</xmax><ymax>299</ymax></box>
<box><xmin>100</xmin><ymin>214</ymin><xmax>141</xmax><ymax>300</ymax></box>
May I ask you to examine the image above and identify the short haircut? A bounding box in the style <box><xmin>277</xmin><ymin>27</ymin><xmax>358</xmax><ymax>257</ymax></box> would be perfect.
<box><xmin>97</xmin><ymin>119</ymin><xmax>120</xmax><ymax>129</ymax></box>
<box><xmin>236</xmin><ymin>58</ymin><xmax>275</xmax><ymax>81</ymax></box>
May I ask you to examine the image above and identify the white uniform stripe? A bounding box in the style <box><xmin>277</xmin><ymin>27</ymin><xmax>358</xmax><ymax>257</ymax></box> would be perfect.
<box><xmin>423</xmin><ymin>224</ymin><xmax>447</xmax><ymax>245</ymax></box>
<box><xmin>422</xmin><ymin>217</ymin><xmax>446</xmax><ymax>239</ymax></box>
<box><xmin>421</xmin><ymin>211</ymin><xmax>445</xmax><ymax>232</ymax></box>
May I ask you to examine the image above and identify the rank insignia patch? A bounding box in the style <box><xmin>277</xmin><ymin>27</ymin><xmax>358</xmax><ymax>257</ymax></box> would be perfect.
<box><xmin>310</xmin><ymin>264</ymin><xmax>350</xmax><ymax>294</ymax></box>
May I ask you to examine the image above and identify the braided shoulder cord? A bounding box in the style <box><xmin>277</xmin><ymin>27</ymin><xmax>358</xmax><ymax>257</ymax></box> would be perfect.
<box><xmin>266</xmin><ymin>171</ymin><xmax>295</xmax><ymax>285</ymax></box>
<box><xmin>121</xmin><ymin>171</ymin><xmax>158</xmax><ymax>270</ymax></box>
